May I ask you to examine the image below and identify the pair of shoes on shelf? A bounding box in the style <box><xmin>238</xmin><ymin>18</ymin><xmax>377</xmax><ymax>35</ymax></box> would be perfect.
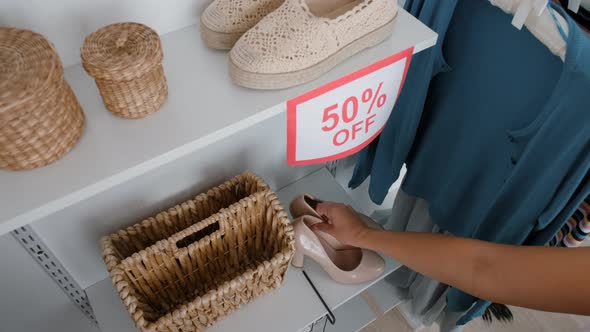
<box><xmin>201</xmin><ymin>0</ymin><xmax>399</xmax><ymax>89</ymax></box>
<box><xmin>289</xmin><ymin>194</ymin><xmax>384</xmax><ymax>284</ymax></box>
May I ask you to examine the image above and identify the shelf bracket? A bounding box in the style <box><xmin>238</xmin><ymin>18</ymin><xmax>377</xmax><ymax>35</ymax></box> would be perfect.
<box><xmin>325</xmin><ymin>161</ymin><xmax>339</xmax><ymax>177</ymax></box>
<box><xmin>11</xmin><ymin>225</ymin><xmax>98</xmax><ymax>326</ymax></box>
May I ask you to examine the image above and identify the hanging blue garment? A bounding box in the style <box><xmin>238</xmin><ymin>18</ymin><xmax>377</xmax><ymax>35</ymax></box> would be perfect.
<box><xmin>350</xmin><ymin>0</ymin><xmax>590</xmax><ymax>325</ymax></box>
<box><xmin>348</xmin><ymin>0</ymin><xmax>455</xmax><ymax>198</ymax></box>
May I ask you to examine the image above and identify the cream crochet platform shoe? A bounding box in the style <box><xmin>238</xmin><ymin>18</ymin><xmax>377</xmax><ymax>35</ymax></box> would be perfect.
<box><xmin>201</xmin><ymin>0</ymin><xmax>285</xmax><ymax>49</ymax></box>
<box><xmin>229</xmin><ymin>0</ymin><xmax>398</xmax><ymax>89</ymax></box>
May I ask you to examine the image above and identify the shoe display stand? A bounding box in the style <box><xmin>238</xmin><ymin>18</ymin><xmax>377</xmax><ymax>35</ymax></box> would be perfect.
<box><xmin>0</xmin><ymin>7</ymin><xmax>435</xmax><ymax>332</ymax></box>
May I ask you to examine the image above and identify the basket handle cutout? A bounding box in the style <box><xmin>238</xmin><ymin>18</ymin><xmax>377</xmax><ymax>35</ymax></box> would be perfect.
<box><xmin>175</xmin><ymin>221</ymin><xmax>220</xmax><ymax>248</ymax></box>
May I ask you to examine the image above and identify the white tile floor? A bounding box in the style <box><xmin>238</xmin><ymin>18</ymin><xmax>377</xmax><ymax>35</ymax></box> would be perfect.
<box><xmin>362</xmin><ymin>306</ymin><xmax>590</xmax><ymax>332</ymax></box>
<box><xmin>363</xmin><ymin>240</ymin><xmax>590</xmax><ymax>332</ymax></box>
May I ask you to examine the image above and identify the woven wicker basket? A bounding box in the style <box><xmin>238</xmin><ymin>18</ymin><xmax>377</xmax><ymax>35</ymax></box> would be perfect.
<box><xmin>81</xmin><ymin>22</ymin><xmax>168</xmax><ymax>119</ymax></box>
<box><xmin>101</xmin><ymin>172</ymin><xmax>294</xmax><ymax>331</ymax></box>
<box><xmin>0</xmin><ymin>28</ymin><xmax>84</xmax><ymax>171</ymax></box>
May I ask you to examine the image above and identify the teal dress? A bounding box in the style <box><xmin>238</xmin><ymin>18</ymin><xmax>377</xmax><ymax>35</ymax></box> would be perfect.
<box><xmin>350</xmin><ymin>0</ymin><xmax>590</xmax><ymax>324</ymax></box>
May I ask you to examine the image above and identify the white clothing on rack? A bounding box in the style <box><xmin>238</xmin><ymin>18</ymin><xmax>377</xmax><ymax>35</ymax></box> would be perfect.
<box><xmin>491</xmin><ymin>0</ymin><xmax>569</xmax><ymax>61</ymax></box>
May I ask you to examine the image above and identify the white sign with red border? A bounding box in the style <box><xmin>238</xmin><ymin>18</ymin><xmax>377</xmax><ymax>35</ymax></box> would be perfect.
<box><xmin>287</xmin><ymin>47</ymin><xmax>413</xmax><ymax>166</ymax></box>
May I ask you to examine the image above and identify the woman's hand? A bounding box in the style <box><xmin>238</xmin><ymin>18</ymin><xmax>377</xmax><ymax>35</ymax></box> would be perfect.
<box><xmin>313</xmin><ymin>202</ymin><xmax>371</xmax><ymax>247</ymax></box>
<box><xmin>308</xmin><ymin>203</ymin><xmax>590</xmax><ymax>317</ymax></box>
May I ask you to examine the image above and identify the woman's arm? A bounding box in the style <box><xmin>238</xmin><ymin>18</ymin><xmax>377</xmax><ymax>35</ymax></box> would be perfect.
<box><xmin>314</xmin><ymin>202</ymin><xmax>590</xmax><ymax>316</ymax></box>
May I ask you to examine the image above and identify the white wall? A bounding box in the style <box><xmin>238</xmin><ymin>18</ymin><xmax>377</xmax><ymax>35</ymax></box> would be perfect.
<box><xmin>0</xmin><ymin>0</ymin><xmax>209</xmax><ymax>67</ymax></box>
<box><xmin>0</xmin><ymin>233</ymin><xmax>98</xmax><ymax>332</ymax></box>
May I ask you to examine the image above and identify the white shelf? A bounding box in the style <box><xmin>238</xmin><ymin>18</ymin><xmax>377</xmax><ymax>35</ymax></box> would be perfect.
<box><xmin>325</xmin><ymin>295</ymin><xmax>377</xmax><ymax>332</ymax></box>
<box><xmin>0</xmin><ymin>234</ymin><xmax>98</xmax><ymax>332</ymax></box>
<box><xmin>0</xmin><ymin>9</ymin><xmax>437</xmax><ymax>235</ymax></box>
<box><xmin>87</xmin><ymin>280</ymin><xmax>377</xmax><ymax>332</ymax></box>
<box><xmin>364</xmin><ymin>277</ymin><xmax>407</xmax><ymax>314</ymax></box>
<box><xmin>87</xmin><ymin>169</ymin><xmax>403</xmax><ymax>332</ymax></box>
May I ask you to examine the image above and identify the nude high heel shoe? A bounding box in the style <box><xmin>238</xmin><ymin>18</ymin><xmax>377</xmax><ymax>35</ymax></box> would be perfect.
<box><xmin>290</xmin><ymin>194</ymin><xmax>383</xmax><ymax>250</ymax></box>
<box><xmin>291</xmin><ymin>215</ymin><xmax>385</xmax><ymax>284</ymax></box>
<box><xmin>290</xmin><ymin>194</ymin><xmax>324</xmax><ymax>219</ymax></box>
<box><xmin>290</xmin><ymin>194</ymin><xmax>358</xmax><ymax>253</ymax></box>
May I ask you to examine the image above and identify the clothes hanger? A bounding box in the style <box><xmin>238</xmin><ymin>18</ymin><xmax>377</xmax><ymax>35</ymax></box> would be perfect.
<box><xmin>569</xmin><ymin>0</ymin><xmax>582</xmax><ymax>13</ymax></box>
<box><xmin>567</xmin><ymin>0</ymin><xmax>590</xmax><ymax>13</ymax></box>
<box><xmin>490</xmin><ymin>0</ymin><xmax>568</xmax><ymax>62</ymax></box>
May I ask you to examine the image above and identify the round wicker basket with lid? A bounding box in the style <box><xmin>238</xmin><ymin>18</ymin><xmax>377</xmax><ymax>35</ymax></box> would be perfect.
<box><xmin>81</xmin><ymin>22</ymin><xmax>168</xmax><ymax>119</ymax></box>
<box><xmin>0</xmin><ymin>28</ymin><xmax>85</xmax><ymax>171</ymax></box>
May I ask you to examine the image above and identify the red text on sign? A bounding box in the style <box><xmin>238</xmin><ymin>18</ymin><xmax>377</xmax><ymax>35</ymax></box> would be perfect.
<box><xmin>332</xmin><ymin>113</ymin><xmax>377</xmax><ymax>146</ymax></box>
<box><xmin>286</xmin><ymin>47</ymin><xmax>414</xmax><ymax>166</ymax></box>
<box><xmin>320</xmin><ymin>82</ymin><xmax>387</xmax><ymax>147</ymax></box>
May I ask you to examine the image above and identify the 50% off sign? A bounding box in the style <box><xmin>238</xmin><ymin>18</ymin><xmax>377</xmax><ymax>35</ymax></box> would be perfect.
<box><xmin>287</xmin><ymin>48</ymin><xmax>413</xmax><ymax>165</ymax></box>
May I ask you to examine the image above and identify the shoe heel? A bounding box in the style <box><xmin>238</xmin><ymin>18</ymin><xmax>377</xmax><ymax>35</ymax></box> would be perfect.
<box><xmin>291</xmin><ymin>249</ymin><xmax>304</xmax><ymax>268</ymax></box>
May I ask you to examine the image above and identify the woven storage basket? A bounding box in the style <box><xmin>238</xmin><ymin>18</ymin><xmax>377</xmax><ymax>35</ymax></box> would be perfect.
<box><xmin>81</xmin><ymin>22</ymin><xmax>168</xmax><ymax>119</ymax></box>
<box><xmin>101</xmin><ymin>172</ymin><xmax>294</xmax><ymax>331</ymax></box>
<box><xmin>0</xmin><ymin>28</ymin><xmax>84</xmax><ymax>170</ymax></box>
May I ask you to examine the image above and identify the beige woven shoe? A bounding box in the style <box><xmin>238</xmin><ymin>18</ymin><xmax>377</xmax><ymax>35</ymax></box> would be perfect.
<box><xmin>201</xmin><ymin>0</ymin><xmax>285</xmax><ymax>49</ymax></box>
<box><xmin>229</xmin><ymin>0</ymin><xmax>398</xmax><ymax>89</ymax></box>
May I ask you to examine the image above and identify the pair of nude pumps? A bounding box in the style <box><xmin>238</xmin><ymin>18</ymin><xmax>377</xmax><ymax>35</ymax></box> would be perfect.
<box><xmin>200</xmin><ymin>0</ymin><xmax>398</xmax><ymax>89</ymax></box>
<box><xmin>289</xmin><ymin>194</ymin><xmax>384</xmax><ymax>284</ymax></box>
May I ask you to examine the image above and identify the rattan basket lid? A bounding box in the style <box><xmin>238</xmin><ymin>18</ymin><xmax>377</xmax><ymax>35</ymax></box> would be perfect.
<box><xmin>81</xmin><ymin>22</ymin><xmax>163</xmax><ymax>81</ymax></box>
<box><xmin>0</xmin><ymin>28</ymin><xmax>63</xmax><ymax>112</ymax></box>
